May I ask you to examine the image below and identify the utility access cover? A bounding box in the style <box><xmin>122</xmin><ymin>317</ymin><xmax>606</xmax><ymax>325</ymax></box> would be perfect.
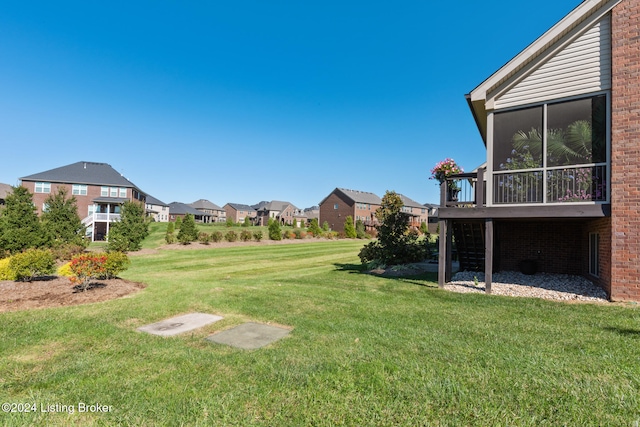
<box><xmin>138</xmin><ymin>313</ymin><xmax>223</xmax><ymax>337</ymax></box>
<box><xmin>206</xmin><ymin>322</ymin><xmax>291</xmax><ymax>349</ymax></box>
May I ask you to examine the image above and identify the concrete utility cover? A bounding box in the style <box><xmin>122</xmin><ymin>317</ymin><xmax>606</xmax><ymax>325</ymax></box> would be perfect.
<box><xmin>207</xmin><ymin>322</ymin><xmax>290</xmax><ymax>349</ymax></box>
<box><xmin>138</xmin><ymin>313</ymin><xmax>223</xmax><ymax>337</ymax></box>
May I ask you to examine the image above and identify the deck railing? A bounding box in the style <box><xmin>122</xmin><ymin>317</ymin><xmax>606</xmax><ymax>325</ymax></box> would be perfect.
<box><xmin>82</xmin><ymin>212</ymin><xmax>122</xmax><ymax>227</ymax></box>
<box><xmin>441</xmin><ymin>169</ymin><xmax>485</xmax><ymax>207</ymax></box>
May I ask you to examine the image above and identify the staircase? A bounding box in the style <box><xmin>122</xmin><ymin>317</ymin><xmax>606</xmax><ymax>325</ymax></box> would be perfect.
<box><xmin>452</xmin><ymin>221</ymin><xmax>485</xmax><ymax>271</ymax></box>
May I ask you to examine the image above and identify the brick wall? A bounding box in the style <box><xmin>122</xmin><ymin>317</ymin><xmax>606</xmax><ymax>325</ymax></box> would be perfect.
<box><xmin>319</xmin><ymin>192</ymin><xmax>354</xmax><ymax>232</ymax></box>
<box><xmin>585</xmin><ymin>217</ymin><xmax>612</xmax><ymax>297</ymax></box>
<box><xmin>610</xmin><ymin>0</ymin><xmax>640</xmax><ymax>301</ymax></box>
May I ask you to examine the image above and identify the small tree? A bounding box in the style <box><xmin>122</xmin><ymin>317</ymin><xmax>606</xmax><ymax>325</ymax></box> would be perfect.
<box><xmin>344</xmin><ymin>216</ymin><xmax>357</xmax><ymax>238</ymax></box>
<box><xmin>292</xmin><ymin>218</ymin><xmax>298</xmax><ymax>228</ymax></box>
<box><xmin>322</xmin><ymin>221</ymin><xmax>330</xmax><ymax>232</ymax></box>
<box><xmin>0</xmin><ymin>186</ymin><xmax>46</xmax><ymax>254</ymax></box>
<box><xmin>243</xmin><ymin>216</ymin><xmax>251</xmax><ymax>227</ymax></box>
<box><xmin>420</xmin><ymin>221</ymin><xmax>429</xmax><ymax>235</ymax></box>
<box><xmin>226</xmin><ymin>217</ymin><xmax>234</xmax><ymax>227</ymax></box>
<box><xmin>41</xmin><ymin>187</ymin><xmax>86</xmax><ymax>248</ymax></box>
<box><xmin>106</xmin><ymin>201</ymin><xmax>149</xmax><ymax>252</ymax></box>
<box><xmin>175</xmin><ymin>216</ymin><xmax>183</xmax><ymax>229</ymax></box>
<box><xmin>268</xmin><ymin>218</ymin><xmax>282</xmax><ymax>240</ymax></box>
<box><xmin>177</xmin><ymin>214</ymin><xmax>198</xmax><ymax>244</ymax></box>
<box><xmin>355</xmin><ymin>219</ymin><xmax>366</xmax><ymax>239</ymax></box>
<box><xmin>308</xmin><ymin>218</ymin><xmax>322</xmax><ymax>237</ymax></box>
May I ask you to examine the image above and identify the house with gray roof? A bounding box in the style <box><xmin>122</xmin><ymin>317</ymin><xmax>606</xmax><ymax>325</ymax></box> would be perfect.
<box><xmin>319</xmin><ymin>188</ymin><xmax>382</xmax><ymax>233</ymax></box>
<box><xmin>169</xmin><ymin>202</ymin><xmax>212</xmax><ymax>223</ymax></box>
<box><xmin>397</xmin><ymin>194</ymin><xmax>430</xmax><ymax>230</ymax></box>
<box><xmin>223</xmin><ymin>203</ymin><xmax>257</xmax><ymax>224</ymax></box>
<box><xmin>20</xmin><ymin>161</ymin><xmax>147</xmax><ymax>241</ymax></box>
<box><xmin>253</xmin><ymin>200</ymin><xmax>306</xmax><ymax>226</ymax></box>
<box><xmin>189</xmin><ymin>199</ymin><xmax>226</xmax><ymax>223</ymax></box>
<box><xmin>146</xmin><ymin>195</ymin><xmax>170</xmax><ymax>222</ymax></box>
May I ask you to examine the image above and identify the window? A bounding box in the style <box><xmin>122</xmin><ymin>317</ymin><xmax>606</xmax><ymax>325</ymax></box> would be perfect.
<box><xmin>493</xmin><ymin>94</ymin><xmax>607</xmax><ymax>204</ymax></box>
<box><xmin>72</xmin><ymin>184</ymin><xmax>87</xmax><ymax>196</ymax></box>
<box><xmin>35</xmin><ymin>182</ymin><xmax>51</xmax><ymax>193</ymax></box>
<box><xmin>119</xmin><ymin>188</ymin><xmax>127</xmax><ymax>198</ymax></box>
<box><xmin>101</xmin><ymin>187</ymin><xmax>109</xmax><ymax>197</ymax></box>
<box><xmin>42</xmin><ymin>203</ymin><xmax>49</xmax><ymax>212</ymax></box>
<box><xmin>110</xmin><ymin>187</ymin><xmax>118</xmax><ymax>197</ymax></box>
<box><xmin>334</xmin><ymin>204</ymin><xmax>339</xmax><ymax>210</ymax></box>
<box><xmin>589</xmin><ymin>233</ymin><xmax>599</xmax><ymax>277</ymax></box>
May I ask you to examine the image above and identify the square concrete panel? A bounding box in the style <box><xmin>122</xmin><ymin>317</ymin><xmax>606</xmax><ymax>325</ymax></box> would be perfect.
<box><xmin>138</xmin><ymin>312</ymin><xmax>223</xmax><ymax>337</ymax></box>
<box><xmin>206</xmin><ymin>322</ymin><xmax>291</xmax><ymax>349</ymax></box>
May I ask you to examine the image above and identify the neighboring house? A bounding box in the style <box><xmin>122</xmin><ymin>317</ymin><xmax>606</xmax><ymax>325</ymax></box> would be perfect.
<box><xmin>438</xmin><ymin>0</ymin><xmax>638</xmax><ymax>301</ymax></box>
<box><xmin>423</xmin><ymin>203</ymin><xmax>439</xmax><ymax>234</ymax></box>
<box><xmin>168</xmin><ymin>202</ymin><xmax>211</xmax><ymax>223</ymax></box>
<box><xmin>398</xmin><ymin>194</ymin><xmax>430</xmax><ymax>229</ymax></box>
<box><xmin>189</xmin><ymin>199</ymin><xmax>226</xmax><ymax>223</ymax></box>
<box><xmin>0</xmin><ymin>183</ymin><xmax>12</xmax><ymax>206</ymax></box>
<box><xmin>319</xmin><ymin>188</ymin><xmax>382</xmax><ymax>232</ymax></box>
<box><xmin>304</xmin><ymin>206</ymin><xmax>320</xmax><ymax>223</ymax></box>
<box><xmin>146</xmin><ymin>195</ymin><xmax>170</xmax><ymax>222</ymax></box>
<box><xmin>20</xmin><ymin>161</ymin><xmax>146</xmax><ymax>241</ymax></box>
<box><xmin>254</xmin><ymin>200</ymin><xmax>306</xmax><ymax>226</ymax></box>
<box><xmin>223</xmin><ymin>203</ymin><xmax>257</xmax><ymax>224</ymax></box>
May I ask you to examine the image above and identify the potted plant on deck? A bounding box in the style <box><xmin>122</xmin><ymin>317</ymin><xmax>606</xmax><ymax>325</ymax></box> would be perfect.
<box><xmin>430</xmin><ymin>158</ymin><xmax>464</xmax><ymax>202</ymax></box>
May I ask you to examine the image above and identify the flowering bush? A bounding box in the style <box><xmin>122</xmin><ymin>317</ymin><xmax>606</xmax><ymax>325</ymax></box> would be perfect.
<box><xmin>69</xmin><ymin>253</ymin><xmax>108</xmax><ymax>291</ymax></box>
<box><xmin>430</xmin><ymin>158</ymin><xmax>463</xmax><ymax>184</ymax></box>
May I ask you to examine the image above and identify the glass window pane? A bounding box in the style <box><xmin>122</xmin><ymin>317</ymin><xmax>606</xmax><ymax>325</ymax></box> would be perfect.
<box><xmin>493</xmin><ymin>106</ymin><xmax>543</xmax><ymax>171</ymax></box>
<box><xmin>547</xmin><ymin>95</ymin><xmax>606</xmax><ymax>166</ymax></box>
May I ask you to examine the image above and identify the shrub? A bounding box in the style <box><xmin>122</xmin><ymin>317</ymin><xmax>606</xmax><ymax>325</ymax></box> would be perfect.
<box><xmin>0</xmin><ymin>257</ymin><xmax>15</xmax><ymax>281</ymax></box>
<box><xmin>106</xmin><ymin>201</ymin><xmax>149</xmax><ymax>252</ymax></box>
<box><xmin>165</xmin><ymin>232</ymin><xmax>176</xmax><ymax>244</ymax></box>
<box><xmin>68</xmin><ymin>253</ymin><xmax>108</xmax><ymax>291</ymax></box>
<box><xmin>211</xmin><ymin>231</ymin><xmax>223</xmax><ymax>243</ymax></box>
<box><xmin>268</xmin><ymin>220</ymin><xmax>282</xmax><ymax>240</ymax></box>
<box><xmin>307</xmin><ymin>218</ymin><xmax>322</xmax><ymax>237</ymax></box>
<box><xmin>198</xmin><ymin>232</ymin><xmax>211</xmax><ymax>244</ymax></box>
<box><xmin>293</xmin><ymin>229</ymin><xmax>306</xmax><ymax>239</ymax></box>
<box><xmin>356</xmin><ymin>219</ymin><xmax>366</xmax><ymax>239</ymax></box>
<box><xmin>9</xmin><ymin>249</ymin><xmax>56</xmax><ymax>282</ymax></box>
<box><xmin>344</xmin><ymin>216</ymin><xmax>357</xmax><ymax>238</ymax></box>
<box><xmin>225</xmin><ymin>230</ymin><xmax>238</xmax><ymax>242</ymax></box>
<box><xmin>226</xmin><ymin>217</ymin><xmax>234</xmax><ymax>227</ymax></box>
<box><xmin>240</xmin><ymin>230</ymin><xmax>252</xmax><ymax>242</ymax></box>
<box><xmin>167</xmin><ymin>222</ymin><xmax>175</xmax><ymax>234</ymax></box>
<box><xmin>56</xmin><ymin>262</ymin><xmax>74</xmax><ymax>278</ymax></box>
<box><xmin>50</xmin><ymin>243</ymin><xmax>86</xmax><ymax>261</ymax></box>
<box><xmin>103</xmin><ymin>251</ymin><xmax>130</xmax><ymax>278</ymax></box>
<box><xmin>322</xmin><ymin>221</ymin><xmax>330</xmax><ymax>232</ymax></box>
<box><xmin>253</xmin><ymin>230</ymin><xmax>263</xmax><ymax>242</ymax></box>
<box><xmin>420</xmin><ymin>221</ymin><xmax>429</xmax><ymax>235</ymax></box>
<box><xmin>242</xmin><ymin>216</ymin><xmax>251</xmax><ymax>227</ymax></box>
<box><xmin>177</xmin><ymin>214</ymin><xmax>198</xmax><ymax>244</ymax></box>
<box><xmin>175</xmin><ymin>216</ymin><xmax>183</xmax><ymax>228</ymax></box>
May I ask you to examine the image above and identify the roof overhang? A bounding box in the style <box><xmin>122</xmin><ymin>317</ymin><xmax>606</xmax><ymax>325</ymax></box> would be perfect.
<box><xmin>466</xmin><ymin>0</ymin><xmax>621</xmax><ymax>144</ymax></box>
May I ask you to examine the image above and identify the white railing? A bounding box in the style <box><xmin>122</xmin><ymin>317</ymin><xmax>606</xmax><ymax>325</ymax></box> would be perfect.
<box><xmin>82</xmin><ymin>213</ymin><xmax>122</xmax><ymax>226</ymax></box>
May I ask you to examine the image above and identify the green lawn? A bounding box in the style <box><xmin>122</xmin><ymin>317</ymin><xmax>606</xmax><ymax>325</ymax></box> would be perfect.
<box><xmin>1</xmin><ymin>238</ymin><xmax>640</xmax><ymax>426</ymax></box>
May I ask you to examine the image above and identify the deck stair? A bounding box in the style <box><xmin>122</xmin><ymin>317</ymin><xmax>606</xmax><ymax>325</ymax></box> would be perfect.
<box><xmin>452</xmin><ymin>221</ymin><xmax>485</xmax><ymax>271</ymax></box>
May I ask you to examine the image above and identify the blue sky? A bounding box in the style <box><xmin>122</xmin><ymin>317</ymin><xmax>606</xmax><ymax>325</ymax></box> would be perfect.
<box><xmin>0</xmin><ymin>0</ymin><xmax>580</xmax><ymax>208</ymax></box>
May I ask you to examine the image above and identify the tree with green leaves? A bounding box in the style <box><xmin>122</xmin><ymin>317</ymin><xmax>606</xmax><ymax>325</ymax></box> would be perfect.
<box><xmin>356</xmin><ymin>219</ymin><xmax>366</xmax><ymax>238</ymax></box>
<box><xmin>358</xmin><ymin>191</ymin><xmax>426</xmax><ymax>266</ymax></box>
<box><xmin>344</xmin><ymin>215</ymin><xmax>356</xmax><ymax>238</ymax></box>
<box><xmin>243</xmin><ymin>216</ymin><xmax>251</xmax><ymax>227</ymax></box>
<box><xmin>268</xmin><ymin>217</ymin><xmax>282</xmax><ymax>240</ymax></box>
<box><xmin>106</xmin><ymin>201</ymin><xmax>149</xmax><ymax>252</ymax></box>
<box><xmin>41</xmin><ymin>187</ymin><xmax>86</xmax><ymax>248</ymax></box>
<box><xmin>0</xmin><ymin>186</ymin><xmax>46</xmax><ymax>254</ymax></box>
<box><xmin>308</xmin><ymin>218</ymin><xmax>322</xmax><ymax>237</ymax></box>
<box><xmin>177</xmin><ymin>214</ymin><xmax>198</xmax><ymax>244</ymax></box>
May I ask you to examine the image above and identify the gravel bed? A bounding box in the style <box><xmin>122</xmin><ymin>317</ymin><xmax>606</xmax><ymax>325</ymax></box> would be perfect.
<box><xmin>445</xmin><ymin>271</ymin><xmax>609</xmax><ymax>303</ymax></box>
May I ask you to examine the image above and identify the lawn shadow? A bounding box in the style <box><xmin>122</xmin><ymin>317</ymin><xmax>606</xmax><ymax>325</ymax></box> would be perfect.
<box><xmin>333</xmin><ymin>263</ymin><xmax>438</xmax><ymax>288</ymax></box>
<box><xmin>603</xmin><ymin>326</ymin><xmax>640</xmax><ymax>337</ymax></box>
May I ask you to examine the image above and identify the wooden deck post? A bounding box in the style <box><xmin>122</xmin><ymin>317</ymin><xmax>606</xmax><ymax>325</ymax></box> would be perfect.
<box><xmin>485</xmin><ymin>218</ymin><xmax>493</xmax><ymax>294</ymax></box>
<box><xmin>438</xmin><ymin>219</ymin><xmax>452</xmax><ymax>287</ymax></box>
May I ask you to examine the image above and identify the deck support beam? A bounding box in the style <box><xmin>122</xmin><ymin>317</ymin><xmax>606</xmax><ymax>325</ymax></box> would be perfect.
<box><xmin>438</xmin><ymin>219</ymin><xmax>453</xmax><ymax>287</ymax></box>
<box><xmin>485</xmin><ymin>218</ymin><xmax>493</xmax><ymax>294</ymax></box>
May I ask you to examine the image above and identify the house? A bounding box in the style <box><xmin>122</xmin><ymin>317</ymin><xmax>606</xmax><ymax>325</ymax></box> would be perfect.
<box><xmin>20</xmin><ymin>161</ymin><xmax>146</xmax><ymax>241</ymax></box>
<box><xmin>423</xmin><ymin>203</ymin><xmax>439</xmax><ymax>234</ymax></box>
<box><xmin>398</xmin><ymin>194</ymin><xmax>430</xmax><ymax>229</ymax></box>
<box><xmin>253</xmin><ymin>200</ymin><xmax>306</xmax><ymax>226</ymax></box>
<box><xmin>168</xmin><ymin>202</ymin><xmax>211</xmax><ymax>223</ymax></box>
<box><xmin>145</xmin><ymin>195</ymin><xmax>170</xmax><ymax>222</ymax></box>
<box><xmin>223</xmin><ymin>203</ymin><xmax>257</xmax><ymax>224</ymax></box>
<box><xmin>0</xmin><ymin>183</ymin><xmax>12</xmax><ymax>206</ymax></box>
<box><xmin>319</xmin><ymin>188</ymin><xmax>382</xmax><ymax>232</ymax></box>
<box><xmin>438</xmin><ymin>0</ymin><xmax>638</xmax><ymax>301</ymax></box>
<box><xmin>189</xmin><ymin>199</ymin><xmax>226</xmax><ymax>223</ymax></box>
<box><xmin>304</xmin><ymin>206</ymin><xmax>320</xmax><ymax>223</ymax></box>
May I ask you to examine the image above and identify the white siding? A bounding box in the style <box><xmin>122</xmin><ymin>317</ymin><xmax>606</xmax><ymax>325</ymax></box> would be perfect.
<box><xmin>495</xmin><ymin>16</ymin><xmax>611</xmax><ymax>110</ymax></box>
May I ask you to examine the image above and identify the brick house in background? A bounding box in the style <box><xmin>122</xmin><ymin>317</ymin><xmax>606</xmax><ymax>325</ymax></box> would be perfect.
<box><xmin>223</xmin><ymin>203</ymin><xmax>257</xmax><ymax>224</ymax></box>
<box><xmin>438</xmin><ymin>0</ymin><xmax>639</xmax><ymax>301</ymax></box>
<box><xmin>190</xmin><ymin>199</ymin><xmax>226</xmax><ymax>223</ymax></box>
<box><xmin>0</xmin><ymin>183</ymin><xmax>12</xmax><ymax>206</ymax></box>
<box><xmin>319</xmin><ymin>188</ymin><xmax>382</xmax><ymax>232</ymax></box>
<box><xmin>168</xmin><ymin>202</ymin><xmax>212</xmax><ymax>223</ymax></box>
<box><xmin>398</xmin><ymin>194</ymin><xmax>430</xmax><ymax>229</ymax></box>
<box><xmin>254</xmin><ymin>200</ymin><xmax>307</xmax><ymax>226</ymax></box>
<box><xmin>20</xmin><ymin>161</ymin><xmax>146</xmax><ymax>241</ymax></box>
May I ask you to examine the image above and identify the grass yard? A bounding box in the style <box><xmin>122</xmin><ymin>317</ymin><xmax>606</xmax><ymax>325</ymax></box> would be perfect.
<box><xmin>1</xmin><ymin>238</ymin><xmax>640</xmax><ymax>425</ymax></box>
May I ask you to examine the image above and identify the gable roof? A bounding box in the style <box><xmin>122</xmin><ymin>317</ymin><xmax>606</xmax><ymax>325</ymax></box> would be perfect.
<box><xmin>20</xmin><ymin>161</ymin><xmax>143</xmax><ymax>190</ymax></box>
<box><xmin>225</xmin><ymin>203</ymin><xmax>255</xmax><ymax>212</ymax></box>
<box><xmin>466</xmin><ymin>0</ymin><xmax>621</xmax><ymax>143</ymax></box>
<box><xmin>398</xmin><ymin>194</ymin><xmax>425</xmax><ymax>209</ymax></box>
<box><xmin>146</xmin><ymin>195</ymin><xmax>168</xmax><ymax>207</ymax></box>
<box><xmin>254</xmin><ymin>200</ymin><xmax>298</xmax><ymax>212</ymax></box>
<box><xmin>190</xmin><ymin>199</ymin><xmax>222</xmax><ymax>210</ymax></box>
<box><xmin>169</xmin><ymin>202</ymin><xmax>210</xmax><ymax>216</ymax></box>
<box><xmin>320</xmin><ymin>188</ymin><xmax>382</xmax><ymax>206</ymax></box>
